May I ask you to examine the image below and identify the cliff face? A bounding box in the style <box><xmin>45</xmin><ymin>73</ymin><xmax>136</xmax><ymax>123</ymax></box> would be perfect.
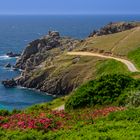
<box><xmin>15</xmin><ymin>31</ymin><xmax>83</xmax><ymax>95</ymax></box>
<box><xmin>16</xmin><ymin>31</ymin><xmax>77</xmax><ymax>70</ymax></box>
<box><xmin>3</xmin><ymin>22</ymin><xmax>139</xmax><ymax>95</ymax></box>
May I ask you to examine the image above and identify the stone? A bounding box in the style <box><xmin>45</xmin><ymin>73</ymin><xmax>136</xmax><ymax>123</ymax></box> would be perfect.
<box><xmin>5</xmin><ymin>63</ymin><xmax>11</xmax><ymax>68</ymax></box>
<box><xmin>72</xmin><ymin>57</ymin><xmax>80</xmax><ymax>64</ymax></box>
<box><xmin>2</xmin><ymin>79</ymin><xmax>17</xmax><ymax>88</ymax></box>
<box><xmin>49</xmin><ymin>31</ymin><xmax>60</xmax><ymax>37</ymax></box>
<box><xmin>89</xmin><ymin>22</ymin><xmax>137</xmax><ymax>37</ymax></box>
<box><xmin>6</xmin><ymin>52</ymin><xmax>20</xmax><ymax>57</ymax></box>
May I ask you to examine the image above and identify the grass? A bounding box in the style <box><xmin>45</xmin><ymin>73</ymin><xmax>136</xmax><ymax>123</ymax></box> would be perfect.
<box><xmin>78</xmin><ymin>27</ymin><xmax>140</xmax><ymax>57</ymax></box>
<box><xmin>0</xmin><ymin>74</ymin><xmax>139</xmax><ymax>139</ymax></box>
<box><xmin>128</xmin><ymin>47</ymin><xmax>140</xmax><ymax>69</ymax></box>
<box><xmin>79</xmin><ymin>29</ymin><xmax>133</xmax><ymax>53</ymax></box>
<box><xmin>65</xmin><ymin>74</ymin><xmax>140</xmax><ymax>110</ymax></box>
<box><xmin>0</xmin><ymin>107</ymin><xmax>138</xmax><ymax>140</ymax></box>
<box><xmin>96</xmin><ymin>59</ymin><xmax>129</xmax><ymax>77</ymax></box>
<box><xmin>26</xmin><ymin>96</ymin><xmax>68</xmax><ymax>112</ymax></box>
<box><xmin>44</xmin><ymin>108</ymin><xmax>140</xmax><ymax>140</ymax></box>
<box><xmin>22</xmin><ymin>27</ymin><xmax>140</xmax><ymax>95</ymax></box>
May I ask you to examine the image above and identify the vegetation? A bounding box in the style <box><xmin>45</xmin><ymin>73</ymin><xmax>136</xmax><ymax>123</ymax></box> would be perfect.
<box><xmin>0</xmin><ymin>106</ymin><xmax>126</xmax><ymax>140</ymax></box>
<box><xmin>1</xmin><ymin>25</ymin><xmax>140</xmax><ymax>139</ymax></box>
<box><xmin>96</xmin><ymin>59</ymin><xmax>129</xmax><ymax>77</ymax></box>
<box><xmin>65</xmin><ymin>74</ymin><xmax>140</xmax><ymax>110</ymax></box>
<box><xmin>45</xmin><ymin>108</ymin><xmax>140</xmax><ymax>140</ymax></box>
<box><xmin>128</xmin><ymin>91</ymin><xmax>140</xmax><ymax>107</ymax></box>
<box><xmin>128</xmin><ymin>47</ymin><xmax>140</xmax><ymax>69</ymax></box>
<box><xmin>0</xmin><ymin>107</ymin><xmax>139</xmax><ymax>140</ymax></box>
<box><xmin>27</xmin><ymin>96</ymin><xmax>67</xmax><ymax>112</ymax></box>
<box><xmin>79</xmin><ymin>26</ymin><xmax>140</xmax><ymax>56</ymax></box>
<box><xmin>0</xmin><ymin>74</ymin><xmax>139</xmax><ymax>139</ymax></box>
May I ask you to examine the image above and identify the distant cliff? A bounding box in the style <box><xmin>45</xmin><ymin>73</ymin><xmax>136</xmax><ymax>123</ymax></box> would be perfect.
<box><xmin>88</xmin><ymin>22</ymin><xmax>137</xmax><ymax>37</ymax></box>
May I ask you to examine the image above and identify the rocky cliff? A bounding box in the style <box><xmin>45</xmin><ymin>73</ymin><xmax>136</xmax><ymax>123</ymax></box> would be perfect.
<box><xmin>16</xmin><ymin>31</ymin><xmax>78</xmax><ymax>70</ymax></box>
<box><xmin>14</xmin><ymin>31</ymin><xmax>83</xmax><ymax>95</ymax></box>
<box><xmin>88</xmin><ymin>22</ymin><xmax>137</xmax><ymax>37</ymax></box>
<box><xmin>2</xmin><ymin>22</ymin><xmax>139</xmax><ymax>95</ymax></box>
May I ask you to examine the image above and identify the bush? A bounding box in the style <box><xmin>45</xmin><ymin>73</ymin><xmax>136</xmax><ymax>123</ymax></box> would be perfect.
<box><xmin>0</xmin><ymin>110</ymin><xmax>10</xmax><ymax>116</ymax></box>
<box><xmin>128</xmin><ymin>91</ymin><xmax>140</xmax><ymax>107</ymax></box>
<box><xmin>65</xmin><ymin>74</ymin><xmax>140</xmax><ymax>110</ymax></box>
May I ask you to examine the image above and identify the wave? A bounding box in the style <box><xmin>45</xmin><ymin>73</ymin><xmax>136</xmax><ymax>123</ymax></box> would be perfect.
<box><xmin>0</xmin><ymin>55</ymin><xmax>12</xmax><ymax>60</ymax></box>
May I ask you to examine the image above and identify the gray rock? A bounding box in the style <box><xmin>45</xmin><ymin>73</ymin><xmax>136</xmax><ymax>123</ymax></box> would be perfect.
<box><xmin>72</xmin><ymin>57</ymin><xmax>80</xmax><ymax>64</ymax></box>
<box><xmin>5</xmin><ymin>63</ymin><xmax>11</xmax><ymax>68</ymax></box>
<box><xmin>89</xmin><ymin>22</ymin><xmax>137</xmax><ymax>37</ymax></box>
<box><xmin>48</xmin><ymin>31</ymin><xmax>60</xmax><ymax>37</ymax></box>
<box><xmin>2</xmin><ymin>79</ymin><xmax>17</xmax><ymax>88</ymax></box>
<box><xmin>6</xmin><ymin>52</ymin><xmax>20</xmax><ymax>57</ymax></box>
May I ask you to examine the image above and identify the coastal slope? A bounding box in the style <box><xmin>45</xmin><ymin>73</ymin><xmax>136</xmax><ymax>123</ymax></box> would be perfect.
<box><xmin>4</xmin><ymin>22</ymin><xmax>140</xmax><ymax>95</ymax></box>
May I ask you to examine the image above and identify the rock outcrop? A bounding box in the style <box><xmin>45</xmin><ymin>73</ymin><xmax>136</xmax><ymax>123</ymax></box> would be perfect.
<box><xmin>2</xmin><ymin>79</ymin><xmax>17</xmax><ymax>88</ymax></box>
<box><xmin>15</xmin><ymin>31</ymin><xmax>78</xmax><ymax>70</ymax></box>
<box><xmin>5</xmin><ymin>63</ymin><xmax>11</xmax><ymax>68</ymax></box>
<box><xmin>11</xmin><ymin>31</ymin><xmax>80</xmax><ymax>95</ymax></box>
<box><xmin>89</xmin><ymin>22</ymin><xmax>137</xmax><ymax>37</ymax></box>
<box><xmin>2</xmin><ymin>22</ymin><xmax>138</xmax><ymax>96</ymax></box>
<box><xmin>6</xmin><ymin>52</ymin><xmax>20</xmax><ymax>57</ymax></box>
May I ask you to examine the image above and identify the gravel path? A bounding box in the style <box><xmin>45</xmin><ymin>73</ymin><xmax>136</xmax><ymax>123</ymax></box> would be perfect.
<box><xmin>67</xmin><ymin>52</ymin><xmax>138</xmax><ymax>72</ymax></box>
<box><xmin>53</xmin><ymin>105</ymin><xmax>65</xmax><ymax>111</ymax></box>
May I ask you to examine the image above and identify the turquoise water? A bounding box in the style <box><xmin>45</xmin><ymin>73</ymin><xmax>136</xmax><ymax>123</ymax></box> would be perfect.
<box><xmin>0</xmin><ymin>56</ymin><xmax>53</xmax><ymax>110</ymax></box>
<box><xmin>0</xmin><ymin>15</ymin><xmax>140</xmax><ymax>110</ymax></box>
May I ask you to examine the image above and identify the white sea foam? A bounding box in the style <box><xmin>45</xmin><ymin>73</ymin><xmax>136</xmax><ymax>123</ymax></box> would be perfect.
<box><xmin>0</xmin><ymin>55</ymin><xmax>11</xmax><ymax>60</ymax></box>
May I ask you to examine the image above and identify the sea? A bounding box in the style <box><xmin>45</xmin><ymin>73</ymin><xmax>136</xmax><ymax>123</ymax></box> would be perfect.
<box><xmin>0</xmin><ymin>15</ymin><xmax>140</xmax><ymax>110</ymax></box>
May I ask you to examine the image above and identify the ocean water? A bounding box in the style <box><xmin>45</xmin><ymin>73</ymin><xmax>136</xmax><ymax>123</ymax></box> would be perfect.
<box><xmin>0</xmin><ymin>15</ymin><xmax>140</xmax><ymax>110</ymax></box>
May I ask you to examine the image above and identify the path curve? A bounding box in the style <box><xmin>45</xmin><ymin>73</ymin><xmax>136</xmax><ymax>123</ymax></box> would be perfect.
<box><xmin>53</xmin><ymin>105</ymin><xmax>65</xmax><ymax>111</ymax></box>
<box><xmin>67</xmin><ymin>52</ymin><xmax>138</xmax><ymax>72</ymax></box>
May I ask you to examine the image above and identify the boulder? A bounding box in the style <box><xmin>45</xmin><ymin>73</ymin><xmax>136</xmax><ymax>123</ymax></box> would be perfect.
<box><xmin>72</xmin><ymin>57</ymin><xmax>80</xmax><ymax>64</ymax></box>
<box><xmin>2</xmin><ymin>79</ymin><xmax>17</xmax><ymax>88</ymax></box>
<box><xmin>6</xmin><ymin>52</ymin><xmax>20</xmax><ymax>57</ymax></box>
<box><xmin>5</xmin><ymin>63</ymin><xmax>11</xmax><ymax>68</ymax></box>
<box><xmin>48</xmin><ymin>31</ymin><xmax>60</xmax><ymax>37</ymax></box>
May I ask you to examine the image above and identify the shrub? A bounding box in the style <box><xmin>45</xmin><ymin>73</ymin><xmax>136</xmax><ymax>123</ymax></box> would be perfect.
<box><xmin>128</xmin><ymin>91</ymin><xmax>140</xmax><ymax>107</ymax></box>
<box><xmin>65</xmin><ymin>74</ymin><xmax>140</xmax><ymax>110</ymax></box>
<box><xmin>0</xmin><ymin>110</ymin><xmax>10</xmax><ymax>116</ymax></box>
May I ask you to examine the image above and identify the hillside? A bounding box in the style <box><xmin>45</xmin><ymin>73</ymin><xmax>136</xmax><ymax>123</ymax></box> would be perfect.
<box><xmin>1</xmin><ymin>22</ymin><xmax>140</xmax><ymax>139</ymax></box>
<box><xmin>79</xmin><ymin>25</ymin><xmax>140</xmax><ymax>68</ymax></box>
<box><xmin>2</xmin><ymin>22</ymin><xmax>140</xmax><ymax>96</ymax></box>
<box><xmin>3</xmin><ymin>22</ymin><xmax>139</xmax><ymax>95</ymax></box>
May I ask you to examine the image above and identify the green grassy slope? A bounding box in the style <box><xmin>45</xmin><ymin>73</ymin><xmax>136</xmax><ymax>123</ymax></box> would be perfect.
<box><xmin>128</xmin><ymin>47</ymin><xmax>140</xmax><ymax>69</ymax></box>
<box><xmin>96</xmin><ymin>59</ymin><xmax>129</xmax><ymax>77</ymax></box>
<box><xmin>0</xmin><ymin>24</ymin><xmax>140</xmax><ymax>139</ymax></box>
<box><xmin>0</xmin><ymin>107</ymin><xmax>139</xmax><ymax>140</ymax></box>
<box><xmin>46</xmin><ymin>108</ymin><xmax>140</xmax><ymax>140</ymax></box>
<box><xmin>78</xmin><ymin>26</ymin><xmax>140</xmax><ymax>70</ymax></box>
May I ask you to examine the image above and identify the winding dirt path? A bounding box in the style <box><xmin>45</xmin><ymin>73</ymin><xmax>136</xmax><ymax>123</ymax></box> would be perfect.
<box><xmin>54</xmin><ymin>51</ymin><xmax>139</xmax><ymax>111</ymax></box>
<box><xmin>67</xmin><ymin>52</ymin><xmax>138</xmax><ymax>72</ymax></box>
<box><xmin>53</xmin><ymin>105</ymin><xmax>65</xmax><ymax>111</ymax></box>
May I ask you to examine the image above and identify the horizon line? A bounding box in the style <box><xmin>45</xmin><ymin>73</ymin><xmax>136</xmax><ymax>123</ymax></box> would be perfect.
<box><xmin>0</xmin><ymin>13</ymin><xmax>140</xmax><ymax>16</ymax></box>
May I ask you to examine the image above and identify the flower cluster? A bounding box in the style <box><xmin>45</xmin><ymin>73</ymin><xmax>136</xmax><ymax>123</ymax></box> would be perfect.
<box><xmin>0</xmin><ymin>106</ymin><xmax>125</xmax><ymax>131</ymax></box>
<box><xmin>0</xmin><ymin>112</ymin><xmax>62</xmax><ymax>131</ymax></box>
<box><xmin>92</xmin><ymin>106</ymin><xmax>125</xmax><ymax>117</ymax></box>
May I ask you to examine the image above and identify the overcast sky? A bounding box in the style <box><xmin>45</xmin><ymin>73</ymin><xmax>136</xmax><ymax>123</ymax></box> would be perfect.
<box><xmin>0</xmin><ymin>0</ymin><xmax>140</xmax><ymax>15</ymax></box>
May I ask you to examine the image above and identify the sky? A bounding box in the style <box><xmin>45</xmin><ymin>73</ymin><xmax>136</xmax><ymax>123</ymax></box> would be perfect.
<box><xmin>0</xmin><ymin>0</ymin><xmax>140</xmax><ymax>15</ymax></box>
